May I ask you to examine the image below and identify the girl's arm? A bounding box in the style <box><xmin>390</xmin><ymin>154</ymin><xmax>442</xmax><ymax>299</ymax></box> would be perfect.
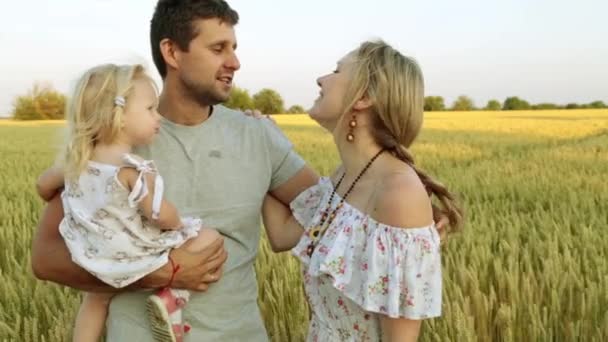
<box><xmin>36</xmin><ymin>167</ymin><xmax>65</xmax><ymax>201</ymax></box>
<box><xmin>118</xmin><ymin>168</ymin><xmax>182</xmax><ymax>230</ymax></box>
<box><xmin>261</xmin><ymin>194</ymin><xmax>304</xmax><ymax>252</ymax></box>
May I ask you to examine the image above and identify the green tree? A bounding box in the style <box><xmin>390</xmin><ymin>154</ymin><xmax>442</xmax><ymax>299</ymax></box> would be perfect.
<box><xmin>451</xmin><ymin>95</ymin><xmax>475</xmax><ymax>111</ymax></box>
<box><xmin>253</xmin><ymin>88</ymin><xmax>285</xmax><ymax>114</ymax></box>
<box><xmin>565</xmin><ymin>103</ymin><xmax>580</xmax><ymax>109</ymax></box>
<box><xmin>503</xmin><ymin>96</ymin><xmax>531</xmax><ymax>110</ymax></box>
<box><xmin>424</xmin><ymin>96</ymin><xmax>445</xmax><ymax>111</ymax></box>
<box><xmin>12</xmin><ymin>83</ymin><xmax>66</xmax><ymax>120</ymax></box>
<box><xmin>224</xmin><ymin>86</ymin><xmax>254</xmax><ymax>111</ymax></box>
<box><xmin>287</xmin><ymin>105</ymin><xmax>305</xmax><ymax>114</ymax></box>
<box><xmin>484</xmin><ymin>99</ymin><xmax>501</xmax><ymax>111</ymax></box>
<box><xmin>533</xmin><ymin>103</ymin><xmax>559</xmax><ymax>110</ymax></box>
<box><xmin>588</xmin><ymin>101</ymin><xmax>606</xmax><ymax>109</ymax></box>
<box><xmin>12</xmin><ymin>96</ymin><xmax>38</xmax><ymax>120</ymax></box>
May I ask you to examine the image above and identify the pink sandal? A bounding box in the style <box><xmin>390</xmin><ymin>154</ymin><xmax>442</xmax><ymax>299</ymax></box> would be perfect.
<box><xmin>147</xmin><ymin>287</ymin><xmax>190</xmax><ymax>342</ymax></box>
<box><xmin>172</xmin><ymin>322</ymin><xmax>192</xmax><ymax>341</ymax></box>
<box><xmin>146</xmin><ymin>258</ymin><xmax>191</xmax><ymax>342</ymax></box>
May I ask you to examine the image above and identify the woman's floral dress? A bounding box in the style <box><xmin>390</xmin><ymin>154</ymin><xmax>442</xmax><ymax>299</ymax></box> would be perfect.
<box><xmin>291</xmin><ymin>177</ymin><xmax>442</xmax><ymax>341</ymax></box>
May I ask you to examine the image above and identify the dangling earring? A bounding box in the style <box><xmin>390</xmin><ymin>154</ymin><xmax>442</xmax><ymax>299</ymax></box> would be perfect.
<box><xmin>346</xmin><ymin>114</ymin><xmax>357</xmax><ymax>142</ymax></box>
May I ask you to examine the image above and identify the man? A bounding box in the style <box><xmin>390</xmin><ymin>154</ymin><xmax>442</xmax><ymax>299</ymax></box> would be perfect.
<box><xmin>32</xmin><ymin>0</ymin><xmax>318</xmax><ymax>340</ymax></box>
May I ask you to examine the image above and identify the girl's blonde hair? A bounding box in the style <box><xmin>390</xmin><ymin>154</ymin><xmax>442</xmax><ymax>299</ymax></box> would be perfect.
<box><xmin>62</xmin><ymin>64</ymin><xmax>152</xmax><ymax>179</ymax></box>
<box><xmin>343</xmin><ymin>40</ymin><xmax>464</xmax><ymax>233</ymax></box>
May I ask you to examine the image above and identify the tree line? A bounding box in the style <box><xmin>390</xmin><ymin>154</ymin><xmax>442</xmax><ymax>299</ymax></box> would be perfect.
<box><xmin>425</xmin><ymin>95</ymin><xmax>607</xmax><ymax>111</ymax></box>
<box><xmin>9</xmin><ymin>83</ymin><xmax>607</xmax><ymax>120</ymax></box>
<box><xmin>11</xmin><ymin>84</ymin><xmax>305</xmax><ymax>120</ymax></box>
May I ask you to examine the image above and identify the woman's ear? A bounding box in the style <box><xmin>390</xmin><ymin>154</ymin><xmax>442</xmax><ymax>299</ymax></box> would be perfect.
<box><xmin>352</xmin><ymin>95</ymin><xmax>373</xmax><ymax>111</ymax></box>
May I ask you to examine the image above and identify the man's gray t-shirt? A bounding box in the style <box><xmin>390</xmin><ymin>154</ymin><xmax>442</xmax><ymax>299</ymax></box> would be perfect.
<box><xmin>106</xmin><ymin>105</ymin><xmax>305</xmax><ymax>341</ymax></box>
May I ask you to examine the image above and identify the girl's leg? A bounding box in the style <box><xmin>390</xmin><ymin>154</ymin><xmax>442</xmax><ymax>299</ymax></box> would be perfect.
<box><xmin>73</xmin><ymin>292</ymin><xmax>114</xmax><ymax>342</ymax></box>
<box><xmin>147</xmin><ymin>228</ymin><xmax>220</xmax><ymax>341</ymax></box>
<box><xmin>183</xmin><ymin>227</ymin><xmax>221</xmax><ymax>254</ymax></box>
<box><xmin>166</xmin><ymin>227</ymin><xmax>221</xmax><ymax>299</ymax></box>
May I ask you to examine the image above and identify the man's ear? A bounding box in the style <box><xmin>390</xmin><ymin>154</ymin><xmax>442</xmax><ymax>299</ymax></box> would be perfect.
<box><xmin>159</xmin><ymin>38</ymin><xmax>180</xmax><ymax>71</ymax></box>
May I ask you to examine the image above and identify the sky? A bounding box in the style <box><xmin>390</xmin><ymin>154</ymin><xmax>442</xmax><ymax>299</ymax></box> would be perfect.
<box><xmin>1</xmin><ymin>0</ymin><xmax>607</xmax><ymax>116</ymax></box>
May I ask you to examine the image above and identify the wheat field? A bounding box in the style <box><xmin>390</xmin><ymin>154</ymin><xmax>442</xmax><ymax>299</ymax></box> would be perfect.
<box><xmin>0</xmin><ymin>110</ymin><xmax>607</xmax><ymax>341</ymax></box>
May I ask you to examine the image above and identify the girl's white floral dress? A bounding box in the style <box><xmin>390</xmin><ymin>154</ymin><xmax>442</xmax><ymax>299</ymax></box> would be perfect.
<box><xmin>60</xmin><ymin>154</ymin><xmax>201</xmax><ymax>288</ymax></box>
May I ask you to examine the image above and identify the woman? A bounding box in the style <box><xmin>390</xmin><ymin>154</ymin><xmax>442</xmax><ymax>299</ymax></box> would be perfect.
<box><xmin>262</xmin><ymin>40</ymin><xmax>463</xmax><ymax>341</ymax></box>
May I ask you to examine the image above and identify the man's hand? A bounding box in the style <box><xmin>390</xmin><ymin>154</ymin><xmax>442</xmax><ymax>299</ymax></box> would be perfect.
<box><xmin>432</xmin><ymin>204</ymin><xmax>450</xmax><ymax>246</ymax></box>
<box><xmin>141</xmin><ymin>237</ymin><xmax>228</xmax><ymax>291</ymax></box>
<box><xmin>435</xmin><ymin>215</ymin><xmax>449</xmax><ymax>246</ymax></box>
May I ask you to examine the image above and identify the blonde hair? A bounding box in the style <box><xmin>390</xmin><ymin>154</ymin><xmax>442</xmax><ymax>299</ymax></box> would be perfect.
<box><xmin>344</xmin><ymin>40</ymin><xmax>464</xmax><ymax>233</ymax></box>
<box><xmin>62</xmin><ymin>64</ymin><xmax>152</xmax><ymax>179</ymax></box>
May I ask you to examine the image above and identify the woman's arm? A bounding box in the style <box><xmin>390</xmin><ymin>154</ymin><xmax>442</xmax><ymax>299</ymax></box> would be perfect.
<box><xmin>375</xmin><ymin>171</ymin><xmax>436</xmax><ymax>342</ymax></box>
<box><xmin>36</xmin><ymin>166</ymin><xmax>64</xmax><ymax>201</ymax></box>
<box><xmin>261</xmin><ymin>194</ymin><xmax>304</xmax><ymax>252</ymax></box>
<box><xmin>381</xmin><ymin>316</ymin><xmax>422</xmax><ymax>342</ymax></box>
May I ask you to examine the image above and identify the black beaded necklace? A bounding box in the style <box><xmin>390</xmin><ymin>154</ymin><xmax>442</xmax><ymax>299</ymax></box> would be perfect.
<box><xmin>306</xmin><ymin>149</ymin><xmax>385</xmax><ymax>257</ymax></box>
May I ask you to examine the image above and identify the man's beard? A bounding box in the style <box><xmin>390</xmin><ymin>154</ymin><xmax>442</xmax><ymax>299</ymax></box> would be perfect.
<box><xmin>182</xmin><ymin>77</ymin><xmax>229</xmax><ymax>107</ymax></box>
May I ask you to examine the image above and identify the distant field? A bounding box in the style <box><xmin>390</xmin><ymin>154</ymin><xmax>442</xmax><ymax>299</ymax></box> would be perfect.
<box><xmin>0</xmin><ymin>119</ymin><xmax>64</xmax><ymax>126</ymax></box>
<box><xmin>1</xmin><ymin>109</ymin><xmax>607</xmax><ymax>341</ymax></box>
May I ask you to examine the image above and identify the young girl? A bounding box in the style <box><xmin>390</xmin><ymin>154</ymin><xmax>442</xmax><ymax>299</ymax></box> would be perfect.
<box><xmin>261</xmin><ymin>41</ymin><xmax>463</xmax><ymax>341</ymax></box>
<box><xmin>36</xmin><ymin>64</ymin><xmax>218</xmax><ymax>342</ymax></box>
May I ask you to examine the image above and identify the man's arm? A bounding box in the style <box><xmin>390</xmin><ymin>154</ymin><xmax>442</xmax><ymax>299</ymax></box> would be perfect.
<box><xmin>269</xmin><ymin>165</ymin><xmax>319</xmax><ymax>206</ymax></box>
<box><xmin>36</xmin><ymin>166</ymin><xmax>64</xmax><ymax>202</ymax></box>
<box><xmin>31</xmin><ymin>194</ymin><xmax>227</xmax><ymax>292</ymax></box>
<box><xmin>31</xmin><ymin>195</ymin><xmax>113</xmax><ymax>292</ymax></box>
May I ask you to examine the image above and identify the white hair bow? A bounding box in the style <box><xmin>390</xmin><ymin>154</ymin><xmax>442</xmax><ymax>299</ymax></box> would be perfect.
<box><xmin>114</xmin><ymin>96</ymin><xmax>126</xmax><ymax>107</ymax></box>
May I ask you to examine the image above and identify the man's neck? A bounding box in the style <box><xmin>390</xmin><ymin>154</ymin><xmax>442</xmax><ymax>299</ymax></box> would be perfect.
<box><xmin>158</xmin><ymin>80</ymin><xmax>213</xmax><ymax>126</ymax></box>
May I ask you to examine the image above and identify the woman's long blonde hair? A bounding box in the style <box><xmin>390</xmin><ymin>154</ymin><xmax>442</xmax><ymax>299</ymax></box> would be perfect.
<box><xmin>343</xmin><ymin>40</ymin><xmax>464</xmax><ymax>233</ymax></box>
<box><xmin>62</xmin><ymin>64</ymin><xmax>151</xmax><ymax>179</ymax></box>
